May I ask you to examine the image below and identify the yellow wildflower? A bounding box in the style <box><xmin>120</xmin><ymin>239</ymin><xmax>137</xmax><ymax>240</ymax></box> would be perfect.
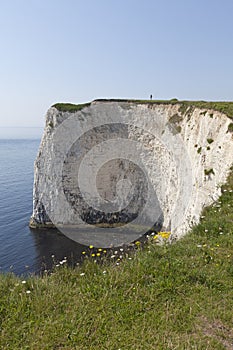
<box><xmin>159</xmin><ymin>231</ymin><xmax>171</xmax><ymax>239</ymax></box>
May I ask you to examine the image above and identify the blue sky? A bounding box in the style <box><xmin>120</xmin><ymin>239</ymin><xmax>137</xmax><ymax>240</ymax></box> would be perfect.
<box><xmin>1</xmin><ymin>0</ymin><xmax>233</xmax><ymax>130</ymax></box>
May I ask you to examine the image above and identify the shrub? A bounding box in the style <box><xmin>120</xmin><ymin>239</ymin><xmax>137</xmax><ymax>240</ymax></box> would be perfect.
<box><xmin>204</xmin><ymin>168</ymin><xmax>215</xmax><ymax>176</ymax></box>
<box><xmin>228</xmin><ymin>123</ymin><xmax>233</xmax><ymax>132</ymax></box>
<box><xmin>207</xmin><ymin>138</ymin><xmax>214</xmax><ymax>144</ymax></box>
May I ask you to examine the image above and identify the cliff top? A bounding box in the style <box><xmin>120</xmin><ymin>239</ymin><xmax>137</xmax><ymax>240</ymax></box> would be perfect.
<box><xmin>52</xmin><ymin>99</ymin><xmax>233</xmax><ymax>120</ymax></box>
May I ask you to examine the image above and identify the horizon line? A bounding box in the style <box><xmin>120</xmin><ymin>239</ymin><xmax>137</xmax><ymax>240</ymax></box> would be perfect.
<box><xmin>0</xmin><ymin>126</ymin><xmax>44</xmax><ymax>128</ymax></box>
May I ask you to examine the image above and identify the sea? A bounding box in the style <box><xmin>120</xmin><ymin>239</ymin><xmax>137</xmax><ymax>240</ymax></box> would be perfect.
<box><xmin>0</xmin><ymin>129</ymin><xmax>84</xmax><ymax>276</ymax></box>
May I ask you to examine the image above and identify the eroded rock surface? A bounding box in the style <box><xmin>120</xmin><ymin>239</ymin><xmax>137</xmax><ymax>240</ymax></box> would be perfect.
<box><xmin>30</xmin><ymin>101</ymin><xmax>233</xmax><ymax>244</ymax></box>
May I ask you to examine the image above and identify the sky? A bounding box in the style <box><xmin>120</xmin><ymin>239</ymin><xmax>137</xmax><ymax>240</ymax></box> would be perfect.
<box><xmin>0</xmin><ymin>0</ymin><xmax>233</xmax><ymax>134</ymax></box>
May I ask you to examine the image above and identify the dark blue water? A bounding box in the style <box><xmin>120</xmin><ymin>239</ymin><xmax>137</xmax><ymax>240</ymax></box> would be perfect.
<box><xmin>0</xmin><ymin>139</ymin><xmax>84</xmax><ymax>276</ymax></box>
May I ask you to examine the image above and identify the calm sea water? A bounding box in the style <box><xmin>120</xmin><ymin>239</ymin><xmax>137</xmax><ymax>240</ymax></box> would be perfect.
<box><xmin>0</xmin><ymin>139</ymin><xmax>84</xmax><ymax>276</ymax></box>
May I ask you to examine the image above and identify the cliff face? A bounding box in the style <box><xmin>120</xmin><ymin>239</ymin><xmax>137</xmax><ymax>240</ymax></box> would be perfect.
<box><xmin>30</xmin><ymin>100</ymin><xmax>233</xmax><ymax>246</ymax></box>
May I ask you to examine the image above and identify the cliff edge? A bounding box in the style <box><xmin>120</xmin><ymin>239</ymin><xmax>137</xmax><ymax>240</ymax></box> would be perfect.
<box><xmin>29</xmin><ymin>99</ymin><xmax>233</xmax><ymax>246</ymax></box>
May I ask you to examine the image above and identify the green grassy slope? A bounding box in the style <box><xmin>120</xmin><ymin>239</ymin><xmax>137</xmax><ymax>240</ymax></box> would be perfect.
<box><xmin>52</xmin><ymin>99</ymin><xmax>233</xmax><ymax>120</ymax></box>
<box><xmin>0</xmin><ymin>168</ymin><xmax>233</xmax><ymax>349</ymax></box>
<box><xmin>52</xmin><ymin>102</ymin><xmax>91</xmax><ymax>112</ymax></box>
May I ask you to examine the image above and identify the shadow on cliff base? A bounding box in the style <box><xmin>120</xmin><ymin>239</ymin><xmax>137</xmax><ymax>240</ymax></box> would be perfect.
<box><xmin>29</xmin><ymin>216</ymin><xmax>163</xmax><ymax>275</ymax></box>
<box><xmin>29</xmin><ymin>228</ymin><xmax>85</xmax><ymax>274</ymax></box>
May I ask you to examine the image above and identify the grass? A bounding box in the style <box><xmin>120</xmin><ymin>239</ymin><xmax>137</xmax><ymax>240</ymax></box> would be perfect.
<box><xmin>0</xmin><ymin>170</ymin><xmax>233</xmax><ymax>349</ymax></box>
<box><xmin>52</xmin><ymin>99</ymin><xmax>233</xmax><ymax>120</ymax></box>
<box><xmin>52</xmin><ymin>102</ymin><xmax>91</xmax><ymax>112</ymax></box>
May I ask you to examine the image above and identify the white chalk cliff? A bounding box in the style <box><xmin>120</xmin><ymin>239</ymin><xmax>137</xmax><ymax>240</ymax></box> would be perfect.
<box><xmin>30</xmin><ymin>100</ymin><xmax>233</xmax><ymax>245</ymax></box>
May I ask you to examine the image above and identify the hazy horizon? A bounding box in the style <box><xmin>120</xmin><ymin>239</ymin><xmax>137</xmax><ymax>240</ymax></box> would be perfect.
<box><xmin>0</xmin><ymin>127</ymin><xmax>43</xmax><ymax>139</ymax></box>
<box><xmin>1</xmin><ymin>0</ymin><xmax>233</xmax><ymax>129</ymax></box>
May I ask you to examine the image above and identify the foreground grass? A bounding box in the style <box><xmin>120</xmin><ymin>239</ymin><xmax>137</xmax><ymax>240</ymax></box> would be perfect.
<box><xmin>0</xmin><ymin>171</ymin><xmax>233</xmax><ymax>349</ymax></box>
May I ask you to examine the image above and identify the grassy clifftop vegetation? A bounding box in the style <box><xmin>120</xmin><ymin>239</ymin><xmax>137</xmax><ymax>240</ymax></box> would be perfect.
<box><xmin>0</xmin><ymin>168</ymin><xmax>233</xmax><ymax>349</ymax></box>
<box><xmin>52</xmin><ymin>102</ymin><xmax>91</xmax><ymax>112</ymax></box>
<box><xmin>53</xmin><ymin>99</ymin><xmax>233</xmax><ymax>119</ymax></box>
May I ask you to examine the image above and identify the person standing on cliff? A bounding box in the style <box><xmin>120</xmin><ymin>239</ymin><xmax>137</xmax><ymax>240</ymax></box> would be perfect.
<box><xmin>150</xmin><ymin>94</ymin><xmax>152</xmax><ymax>100</ymax></box>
